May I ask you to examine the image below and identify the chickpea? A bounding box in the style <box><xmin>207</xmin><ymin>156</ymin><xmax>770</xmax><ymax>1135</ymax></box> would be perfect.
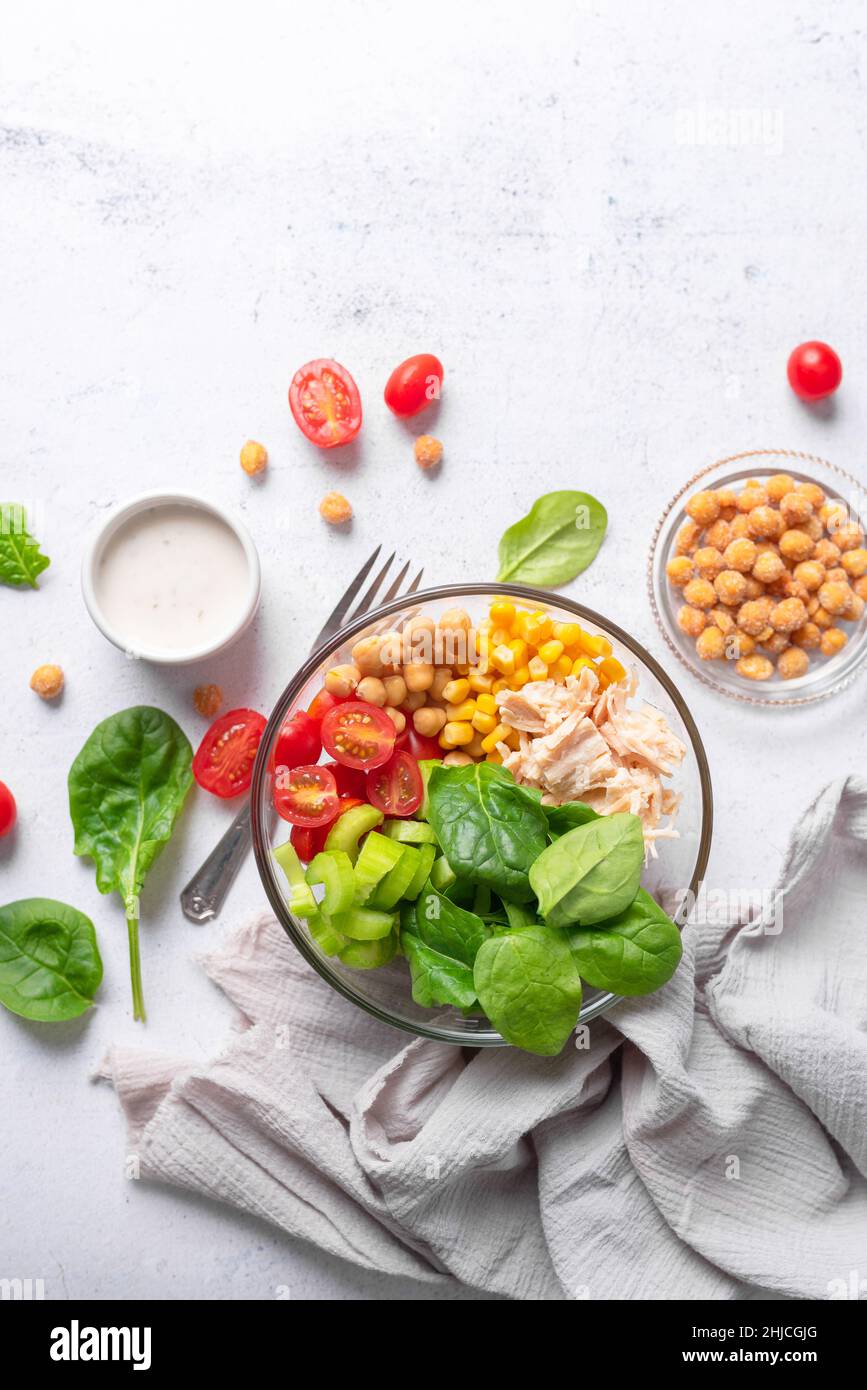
<box><xmin>743</xmin><ymin>576</ymin><xmax>765</xmax><ymax>600</ymax></box>
<box><xmin>319</xmin><ymin>491</ymin><xmax>352</xmax><ymax>525</ymax></box>
<box><xmin>795</xmin><ymin>481</ymin><xmax>825</xmax><ymax>508</ymax></box>
<box><xmin>675</xmin><ymin>520</ymin><xmax>703</xmax><ymax>554</ymax></box>
<box><xmin>695</xmin><ymin>626</ymin><xmax>725</xmax><ymax>660</ymax></box>
<box><xmin>356</xmin><ymin>675</ymin><xmax>387</xmax><ymax>706</ymax></box>
<box><xmin>779</xmin><ymin>491</ymin><xmax>813</xmax><ymax>526</ymax></box>
<box><xmin>752</xmin><ymin>550</ymin><xmax>785</xmax><ymax>585</ymax></box>
<box><xmin>430</xmin><ymin>666</ymin><xmax>454</xmax><ymax>700</ymax></box>
<box><xmin>813</xmin><ymin>607</ymin><xmax>834</xmax><ymax>630</ymax></box>
<box><xmin>836</xmin><ymin>523</ymin><xmax>866</xmax><ymax>553</ymax></box>
<box><xmin>738</xmin><ymin>598</ymin><xmax>774</xmax><ymax>636</ymax></box>
<box><xmin>806</xmin><ymin>595</ymin><xmax>821</xmax><ymax>616</ymax></box>
<box><xmin>813</xmin><ymin>538</ymin><xmax>841</xmax><ymax>567</ymax></box>
<box><xmin>709</xmin><ymin>606</ymin><xmax>736</xmax><ymax>635</ymax></box>
<box><xmin>737</xmin><ymin>485</ymin><xmax>768</xmax><ymax>512</ymax></box>
<box><xmin>765</xmin><ymin>473</ymin><xmax>795</xmax><ymax>502</ymax></box>
<box><xmin>756</xmin><ymin>625</ymin><xmax>775</xmax><ymax>643</ymax></box>
<box><xmin>29</xmin><ymin>663</ymin><xmax>64</xmax><ymax>700</ymax></box>
<box><xmin>820</xmin><ymin>627</ymin><xmax>848</xmax><ymax>657</ymax></box>
<box><xmin>856</xmin><ymin>576</ymin><xmax>867</xmax><ymax>602</ymax></box>
<box><xmin>803</xmin><ymin>515</ymin><xmax>824</xmax><ymax>541</ymax></box>
<box><xmin>714</xmin><ymin>570</ymin><xmax>748</xmax><ymax>607</ymax></box>
<box><xmin>193</xmin><ymin>683</ymin><xmax>222</xmax><ymax>717</ymax></box>
<box><xmin>694</xmin><ymin>546</ymin><xmax>726</xmax><ymax>580</ymax></box>
<box><xmin>382</xmin><ymin>674</ymin><xmax>407</xmax><ymax>707</ymax></box>
<box><xmin>325</xmin><ymin>663</ymin><xmax>361</xmax><ymax>697</ymax></box>
<box><xmin>351</xmin><ymin>635</ymin><xmax>385</xmax><ymax>676</ymax></box>
<box><xmin>825</xmin><ymin>566</ymin><xmax>849</xmax><ymax>585</ymax></box>
<box><xmin>778</xmin><ymin>647</ymin><xmax>810</xmax><ymax>680</ymax></box>
<box><xmin>404</xmin><ymin>661</ymin><xmax>435</xmax><ymax>692</ymax></box>
<box><xmin>413</xmin><ymin>706</ymin><xmax>447</xmax><ymax>737</ymax></box>
<box><xmin>728</xmin><ymin>514</ymin><xmax>752</xmax><ymax>539</ymax></box>
<box><xmin>677</xmin><ymin>605</ymin><xmax>707</xmax><ymax>637</ymax></box>
<box><xmin>723</xmin><ymin>537</ymin><xmax>758</xmax><ymax>573</ymax></box>
<box><xmin>704</xmin><ymin>519</ymin><xmax>733</xmax><ymax>551</ymax></box>
<box><xmin>793</xmin><ymin>561</ymin><xmax>825</xmax><ymax>592</ymax></box>
<box><xmin>439</xmin><ymin>606</ymin><xmax>471</xmax><ymax>633</ymax></box>
<box><xmin>762</xmin><ymin>632</ymin><xmax>791</xmax><ymax>655</ymax></box>
<box><xmin>666</xmin><ymin>555</ymin><xmax>695</xmax><ymax>586</ymax></box>
<box><xmin>414</xmin><ymin>435</ymin><xmax>443</xmax><ymax>469</ymax></box>
<box><xmin>403</xmin><ymin>689</ymin><xmax>427</xmax><ymax>711</ymax></box>
<box><xmin>848</xmin><ymin>593</ymin><xmax>866</xmax><ymax>620</ymax></box>
<box><xmin>683</xmin><ymin>577</ymin><xmax>717</xmax><ymax>609</ymax></box>
<box><xmin>841</xmin><ymin>548</ymin><xmax>867</xmax><ymax>580</ymax></box>
<box><xmin>685</xmin><ymin>490</ymin><xmax>720</xmax><ymax>525</ymax></box>
<box><xmin>736</xmin><ymin>654</ymin><xmax>774</xmax><ymax>681</ymax></box>
<box><xmin>384</xmin><ymin>707</ymin><xmax>406</xmax><ymax>734</ymax></box>
<box><xmin>240</xmin><ymin>439</ymin><xmax>268</xmax><ymax>476</ymax></box>
<box><xmin>377</xmin><ymin>631</ymin><xmax>404</xmax><ymax>671</ymax></box>
<box><xmin>779</xmin><ymin>529</ymin><xmax>815</xmax><ymax>563</ymax></box>
<box><xmin>728</xmin><ymin>632</ymin><xmax>756</xmax><ymax>658</ymax></box>
<box><xmin>818</xmin><ymin>581</ymin><xmax>852</xmax><ymax>616</ymax></box>
<box><xmin>771</xmin><ymin>597</ymin><xmax>808</xmax><ymax>634</ymax></box>
<box><xmin>819</xmin><ymin>500</ymin><xmax>848</xmax><ymax>529</ymax></box>
<box><xmin>792</xmin><ymin>622</ymin><xmax>822</xmax><ymax>650</ymax></box>
<box><xmin>716</xmin><ymin>488</ymin><xmax>740</xmax><ymax>511</ymax></box>
<box><xmin>442</xmin><ymin>750</ymin><xmax>473</xmax><ymax>767</ymax></box>
<box><xmin>748</xmin><ymin>506</ymin><xmax>784</xmax><ymax>541</ymax></box>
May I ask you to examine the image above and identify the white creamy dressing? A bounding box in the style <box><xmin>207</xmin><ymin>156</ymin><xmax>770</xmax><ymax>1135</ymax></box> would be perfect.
<box><xmin>95</xmin><ymin>503</ymin><xmax>251</xmax><ymax>652</ymax></box>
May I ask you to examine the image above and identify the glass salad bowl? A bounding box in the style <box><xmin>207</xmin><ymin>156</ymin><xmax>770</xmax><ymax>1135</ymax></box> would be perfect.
<box><xmin>649</xmin><ymin>450</ymin><xmax>867</xmax><ymax>706</ymax></box>
<box><xmin>251</xmin><ymin>584</ymin><xmax>713</xmax><ymax>1047</ymax></box>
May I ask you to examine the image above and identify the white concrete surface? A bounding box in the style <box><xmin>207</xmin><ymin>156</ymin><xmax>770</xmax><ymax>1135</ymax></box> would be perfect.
<box><xmin>1</xmin><ymin>0</ymin><xmax>865</xmax><ymax>1301</ymax></box>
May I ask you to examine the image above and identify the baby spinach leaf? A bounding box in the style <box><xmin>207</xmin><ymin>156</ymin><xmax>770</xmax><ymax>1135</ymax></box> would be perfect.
<box><xmin>412</xmin><ymin>880</ymin><xmax>491</xmax><ymax>965</ymax></box>
<box><xmin>496</xmin><ymin>490</ymin><xmax>607</xmax><ymax>587</ymax></box>
<box><xmin>0</xmin><ymin>898</ymin><xmax>102</xmax><ymax>1021</ymax></box>
<box><xmin>567</xmin><ymin>889</ymin><xmax>682</xmax><ymax>995</ymax></box>
<box><xmin>68</xmin><ymin>706</ymin><xmax>193</xmax><ymax>1022</ymax></box>
<box><xmin>0</xmin><ymin>503</ymin><xmax>50</xmax><ymax>588</ymax></box>
<box><xmin>473</xmin><ymin>924</ymin><xmax>583</xmax><ymax>1055</ymax></box>
<box><xmin>427</xmin><ymin>763</ymin><xmax>548</xmax><ymax>903</ymax></box>
<box><xmin>529</xmin><ymin>812</ymin><xmax>644</xmax><ymax>928</ymax></box>
<box><xmin>402</xmin><ymin>934</ymin><xmax>477</xmax><ymax>1010</ymax></box>
<box><xmin>544</xmin><ymin>801</ymin><xmax>600</xmax><ymax>840</ymax></box>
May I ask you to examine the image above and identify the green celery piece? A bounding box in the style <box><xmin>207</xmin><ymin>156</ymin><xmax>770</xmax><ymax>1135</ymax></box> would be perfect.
<box><xmin>353</xmin><ymin>831</ymin><xmax>404</xmax><ymax>903</ymax></box>
<box><xmin>273</xmin><ymin>840</ymin><xmax>318</xmax><ymax>918</ymax></box>
<box><xmin>331</xmin><ymin>907</ymin><xmax>396</xmax><ymax>940</ymax></box>
<box><xmin>306</xmin><ymin>850</ymin><xmax>355</xmax><ymax>916</ymax></box>
<box><xmin>308</xmin><ymin>912</ymin><xmax>349</xmax><ymax>957</ymax></box>
<box><xmin>417</xmin><ymin>759</ymin><xmax>442</xmax><ymax>821</ymax></box>
<box><xmin>382</xmin><ymin>818</ymin><xmax>438</xmax><ymax>845</ymax></box>
<box><xmin>368</xmin><ymin>845</ymin><xmax>421</xmax><ymax>910</ymax></box>
<box><xmin>404</xmin><ymin>843</ymin><xmax>437</xmax><ymax>901</ymax></box>
<box><xmin>324</xmin><ymin>804</ymin><xmax>383</xmax><ymax>862</ymax></box>
<box><xmin>338</xmin><ymin>932</ymin><xmax>397</xmax><ymax>969</ymax></box>
<box><xmin>429</xmin><ymin>854</ymin><xmax>456</xmax><ymax>893</ymax></box>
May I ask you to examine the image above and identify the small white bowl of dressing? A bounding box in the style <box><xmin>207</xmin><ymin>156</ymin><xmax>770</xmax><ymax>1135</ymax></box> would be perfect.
<box><xmin>82</xmin><ymin>490</ymin><xmax>261</xmax><ymax>664</ymax></box>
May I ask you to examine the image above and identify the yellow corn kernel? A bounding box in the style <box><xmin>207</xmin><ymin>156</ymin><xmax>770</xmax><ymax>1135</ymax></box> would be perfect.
<box><xmin>571</xmin><ymin>655</ymin><xmax>596</xmax><ymax>676</ymax></box>
<box><xmin>439</xmin><ymin>721</ymin><xmax>475</xmax><ymax>748</ymax></box>
<box><xmin>491</xmin><ymin>645</ymin><xmax>516</xmax><ymax>676</ymax></box>
<box><xmin>441</xmin><ymin>678</ymin><xmax>470</xmax><ymax>705</ymax></box>
<box><xmin>474</xmin><ymin>627</ymin><xmax>491</xmax><ymax>655</ymax></box>
<box><xmin>491</xmin><ymin>678</ymin><xmax>510</xmax><ymax>695</ymax></box>
<box><xmin>468</xmin><ymin>671</ymin><xmax>494</xmax><ymax>694</ymax></box>
<box><xmin>481</xmin><ymin>723</ymin><xmax>512</xmax><ymax>754</ymax></box>
<box><xmin>507</xmin><ymin>637</ymin><xmax>528</xmax><ymax>665</ymax></box>
<box><xmin>446</xmin><ymin>699</ymin><xmax>476</xmax><ymax>722</ymax></box>
<box><xmin>555</xmin><ymin>654</ymin><xmax>573</xmax><ymax>677</ymax></box>
<box><xmin>453</xmin><ymin>663</ymin><xmax>471</xmax><ymax>676</ymax></box>
<box><xmin>553</xmin><ymin>622</ymin><xmax>583</xmax><ymax>646</ymax></box>
<box><xmin>472</xmin><ymin>710</ymin><xmax>497</xmax><ymax>735</ymax></box>
<box><xmin>528</xmin><ymin>656</ymin><xmax>548</xmax><ymax>680</ymax></box>
<box><xmin>509</xmin><ymin>665</ymin><xmax>530</xmax><ymax>689</ymax></box>
<box><xmin>485</xmin><ymin>749</ymin><xmax>503</xmax><ymax>765</ymax></box>
<box><xmin>577</xmin><ymin>631</ymin><xmax>612</xmax><ymax>659</ymax></box>
<box><xmin>476</xmin><ymin>692</ymin><xmax>497</xmax><ymax>714</ymax></box>
<box><xmin>489</xmin><ymin>599</ymin><xmax>515</xmax><ymax>625</ymax></box>
<box><xmin>491</xmin><ymin>627</ymin><xmax>511</xmax><ymax>648</ymax></box>
<box><xmin>597</xmin><ymin>656</ymin><xmax>627</xmax><ymax>685</ymax></box>
<box><xmin>504</xmin><ymin>729</ymin><xmax>521</xmax><ymax>751</ymax></box>
<box><xmin>524</xmin><ymin>611</ymin><xmax>553</xmax><ymax>645</ymax></box>
<box><xmin>512</xmin><ymin>611</ymin><xmax>532</xmax><ymax>642</ymax></box>
<box><xmin>537</xmin><ymin>638</ymin><xmax>564</xmax><ymax>665</ymax></box>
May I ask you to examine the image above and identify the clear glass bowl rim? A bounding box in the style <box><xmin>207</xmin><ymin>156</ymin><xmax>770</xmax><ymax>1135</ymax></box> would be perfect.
<box><xmin>250</xmin><ymin>581</ymin><xmax>714</xmax><ymax>1047</ymax></box>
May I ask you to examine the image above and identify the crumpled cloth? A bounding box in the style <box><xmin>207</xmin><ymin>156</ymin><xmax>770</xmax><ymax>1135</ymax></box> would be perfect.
<box><xmin>101</xmin><ymin>776</ymin><xmax>867</xmax><ymax>1300</ymax></box>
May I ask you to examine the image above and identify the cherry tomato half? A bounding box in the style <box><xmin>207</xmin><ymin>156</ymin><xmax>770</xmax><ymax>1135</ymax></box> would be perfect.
<box><xmin>0</xmin><ymin>781</ymin><xmax>17</xmax><ymax>837</ymax></box>
<box><xmin>271</xmin><ymin>709</ymin><xmax>321</xmax><ymax>775</ymax></box>
<box><xmin>274</xmin><ymin>764</ymin><xmax>339</xmax><ymax>827</ymax></box>
<box><xmin>787</xmin><ymin>341</ymin><xmax>842</xmax><ymax>401</ymax></box>
<box><xmin>366</xmin><ymin>751</ymin><xmax>423</xmax><ymax>817</ymax></box>
<box><xmin>383</xmin><ymin>353</ymin><xmax>443</xmax><ymax>417</ymax></box>
<box><xmin>194</xmin><ymin>708</ymin><xmax>266</xmax><ymax>798</ymax></box>
<box><xmin>289</xmin><ymin>359</ymin><xmax>362</xmax><ymax>449</ymax></box>
<box><xmin>321</xmin><ymin>701</ymin><xmax>396</xmax><ymax>770</ymax></box>
<box><xmin>307</xmin><ymin>688</ymin><xmax>345</xmax><ymax>723</ymax></box>
<box><xmin>395</xmin><ymin>721</ymin><xmax>443</xmax><ymax>763</ymax></box>
<box><xmin>290</xmin><ymin>796</ymin><xmax>364</xmax><ymax>861</ymax></box>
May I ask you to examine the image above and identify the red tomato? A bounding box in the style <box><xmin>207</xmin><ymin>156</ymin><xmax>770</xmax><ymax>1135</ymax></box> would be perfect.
<box><xmin>290</xmin><ymin>795</ymin><xmax>364</xmax><ymax>861</ymax></box>
<box><xmin>384</xmin><ymin>354</ymin><xmax>443</xmax><ymax>417</ymax></box>
<box><xmin>307</xmin><ymin>688</ymin><xmax>345</xmax><ymax>723</ymax></box>
<box><xmin>787</xmin><ymin>341</ymin><xmax>842</xmax><ymax>401</ymax></box>
<box><xmin>289</xmin><ymin>359</ymin><xmax>362</xmax><ymax>449</ymax></box>
<box><xmin>274</xmin><ymin>764</ymin><xmax>339</xmax><ymax>827</ymax></box>
<box><xmin>272</xmin><ymin>709</ymin><xmax>321</xmax><ymax>774</ymax></box>
<box><xmin>366</xmin><ymin>751</ymin><xmax>423</xmax><ymax>817</ymax></box>
<box><xmin>396</xmin><ymin>721</ymin><xmax>443</xmax><ymax>763</ymax></box>
<box><xmin>321</xmin><ymin>701</ymin><xmax>396</xmax><ymax>770</ymax></box>
<box><xmin>194</xmin><ymin>709</ymin><xmax>266</xmax><ymax>798</ymax></box>
<box><xmin>322</xmin><ymin>761</ymin><xmax>367</xmax><ymax>799</ymax></box>
<box><xmin>0</xmin><ymin>781</ymin><xmax>17</xmax><ymax>837</ymax></box>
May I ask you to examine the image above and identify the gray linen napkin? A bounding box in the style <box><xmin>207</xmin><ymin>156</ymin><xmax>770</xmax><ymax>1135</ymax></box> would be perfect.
<box><xmin>100</xmin><ymin>776</ymin><xmax>867</xmax><ymax>1300</ymax></box>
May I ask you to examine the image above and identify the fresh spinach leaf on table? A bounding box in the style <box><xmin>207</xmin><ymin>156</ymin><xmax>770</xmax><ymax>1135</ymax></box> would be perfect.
<box><xmin>68</xmin><ymin>706</ymin><xmax>193</xmax><ymax>1022</ymax></box>
<box><xmin>567</xmin><ymin>889</ymin><xmax>682</xmax><ymax>995</ymax></box>
<box><xmin>426</xmin><ymin>763</ymin><xmax>548</xmax><ymax>903</ymax></box>
<box><xmin>0</xmin><ymin>898</ymin><xmax>102</xmax><ymax>1022</ymax></box>
<box><xmin>0</xmin><ymin>503</ymin><xmax>50</xmax><ymax>588</ymax></box>
<box><xmin>529</xmin><ymin>812</ymin><xmax>644</xmax><ymax>928</ymax></box>
<box><xmin>473</xmin><ymin>924</ymin><xmax>583</xmax><ymax>1056</ymax></box>
<box><xmin>496</xmin><ymin>490</ymin><xmax>607</xmax><ymax>587</ymax></box>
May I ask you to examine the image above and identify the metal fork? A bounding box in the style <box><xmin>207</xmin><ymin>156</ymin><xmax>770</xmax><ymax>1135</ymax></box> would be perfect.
<box><xmin>180</xmin><ymin>548</ymin><xmax>424</xmax><ymax>923</ymax></box>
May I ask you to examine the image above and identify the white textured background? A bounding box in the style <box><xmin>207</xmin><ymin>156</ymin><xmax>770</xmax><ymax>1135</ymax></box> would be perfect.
<box><xmin>1</xmin><ymin>0</ymin><xmax>865</xmax><ymax>1301</ymax></box>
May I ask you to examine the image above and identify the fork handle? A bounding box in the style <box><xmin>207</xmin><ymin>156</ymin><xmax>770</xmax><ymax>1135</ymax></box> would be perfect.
<box><xmin>180</xmin><ymin>801</ymin><xmax>252</xmax><ymax>923</ymax></box>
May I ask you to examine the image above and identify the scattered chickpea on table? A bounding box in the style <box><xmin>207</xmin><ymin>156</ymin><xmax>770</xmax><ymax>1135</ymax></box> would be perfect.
<box><xmin>319</xmin><ymin>492</ymin><xmax>353</xmax><ymax>525</ymax></box>
<box><xmin>30</xmin><ymin>664</ymin><xmax>64</xmax><ymax>700</ymax></box>
<box><xmin>666</xmin><ymin>475</ymin><xmax>866</xmax><ymax>681</ymax></box>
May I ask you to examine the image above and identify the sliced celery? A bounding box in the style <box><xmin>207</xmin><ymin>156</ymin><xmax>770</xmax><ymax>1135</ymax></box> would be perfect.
<box><xmin>353</xmin><ymin>831</ymin><xmax>404</xmax><ymax>902</ymax></box>
<box><xmin>382</xmin><ymin>819</ymin><xmax>438</xmax><ymax>845</ymax></box>
<box><xmin>324</xmin><ymin>803</ymin><xmax>383</xmax><ymax>862</ymax></box>
<box><xmin>417</xmin><ymin>759</ymin><xmax>442</xmax><ymax>821</ymax></box>
<box><xmin>331</xmin><ymin>907</ymin><xmax>396</xmax><ymax>940</ymax></box>
<box><xmin>429</xmin><ymin>854</ymin><xmax>456</xmax><ymax>893</ymax></box>
<box><xmin>369</xmin><ymin>845</ymin><xmax>421</xmax><ymax>910</ymax></box>
<box><xmin>338</xmin><ymin>932</ymin><xmax>397</xmax><ymax>969</ymax></box>
<box><xmin>306</xmin><ymin>850</ymin><xmax>356</xmax><ymax>916</ymax></box>
<box><xmin>272</xmin><ymin>839</ymin><xmax>318</xmax><ymax>918</ymax></box>
<box><xmin>308</xmin><ymin>912</ymin><xmax>349</xmax><ymax>957</ymax></box>
<box><xmin>404</xmin><ymin>842</ymin><xmax>436</xmax><ymax>901</ymax></box>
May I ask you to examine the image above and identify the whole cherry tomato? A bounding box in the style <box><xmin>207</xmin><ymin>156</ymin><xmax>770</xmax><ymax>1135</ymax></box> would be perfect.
<box><xmin>395</xmin><ymin>722</ymin><xmax>442</xmax><ymax>762</ymax></box>
<box><xmin>384</xmin><ymin>354</ymin><xmax>443</xmax><ymax>417</ymax></box>
<box><xmin>307</xmin><ymin>688</ymin><xmax>345</xmax><ymax>723</ymax></box>
<box><xmin>272</xmin><ymin>710</ymin><xmax>322</xmax><ymax>773</ymax></box>
<box><xmin>290</xmin><ymin>796</ymin><xmax>364</xmax><ymax>861</ymax></box>
<box><xmin>0</xmin><ymin>781</ymin><xmax>17</xmax><ymax>837</ymax></box>
<box><xmin>787</xmin><ymin>341</ymin><xmax>842</xmax><ymax>401</ymax></box>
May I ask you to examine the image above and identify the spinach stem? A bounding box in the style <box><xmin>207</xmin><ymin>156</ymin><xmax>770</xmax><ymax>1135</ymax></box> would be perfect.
<box><xmin>126</xmin><ymin>911</ymin><xmax>146</xmax><ymax>1022</ymax></box>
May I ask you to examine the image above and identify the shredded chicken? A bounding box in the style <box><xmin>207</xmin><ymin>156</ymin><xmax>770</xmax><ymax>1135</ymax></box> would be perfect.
<box><xmin>497</xmin><ymin>669</ymin><xmax>685</xmax><ymax>855</ymax></box>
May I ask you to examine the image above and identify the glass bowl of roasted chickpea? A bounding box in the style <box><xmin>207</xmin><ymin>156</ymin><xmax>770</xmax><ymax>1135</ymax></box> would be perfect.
<box><xmin>649</xmin><ymin>450</ymin><xmax>867</xmax><ymax>705</ymax></box>
<box><xmin>250</xmin><ymin>584</ymin><xmax>713</xmax><ymax>1046</ymax></box>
